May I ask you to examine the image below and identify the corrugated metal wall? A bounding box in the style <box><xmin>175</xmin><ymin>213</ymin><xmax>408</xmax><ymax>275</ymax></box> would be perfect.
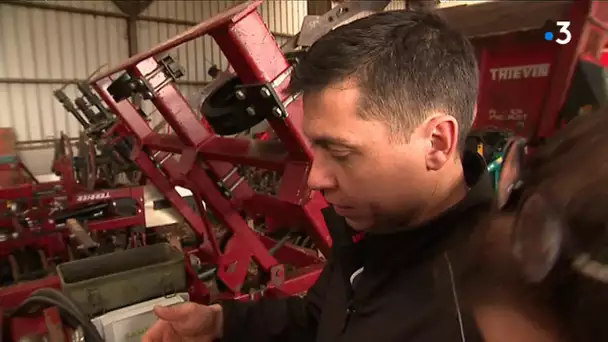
<box><xmin>0</xmin><ymin>0</ymin><xmax>306</xmax><ymax>175</ymax></box>
<box><xmin>0</xmin><ymin>1</ymin><xmax>127</xmax><ymax>141</ymax></box>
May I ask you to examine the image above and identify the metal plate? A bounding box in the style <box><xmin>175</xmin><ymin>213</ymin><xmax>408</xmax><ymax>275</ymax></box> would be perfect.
<box><xmin>143</xmin><ymin>185</ymin><xmax>197</xmax><ymax>228</ymax></box>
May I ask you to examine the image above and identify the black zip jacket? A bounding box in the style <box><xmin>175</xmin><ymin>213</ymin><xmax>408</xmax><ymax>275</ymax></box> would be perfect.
<box><xmin>220</xmin><ymin>152</ymin><xmax>494</xmax><ymax>342</ymax></box>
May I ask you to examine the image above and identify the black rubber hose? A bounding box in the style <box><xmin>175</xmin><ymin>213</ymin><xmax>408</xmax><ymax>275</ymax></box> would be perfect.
<box><xmin>7</xmin><ymin>288</ymin><xmax>103</xmax><ymax>342</ymax></box>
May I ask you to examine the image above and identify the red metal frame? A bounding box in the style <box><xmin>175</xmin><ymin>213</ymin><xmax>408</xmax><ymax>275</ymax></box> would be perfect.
<box><xmin>0</xmin><ymin>133</ymin><xmax>147</xmax><ymax>280</ymax></box>
<box><xmin>0</xmin><ymin>184</ymin><xmax>146</xmax><ymax>255</ymax></box>
<box><xmin>469</xmin><ymin>0</ymin><xmax>608</xmax><ymax>142</ymax></box>
<box><xmin>0</xmin><ymin>2</ymin><xmax>331</xmax><ymax>339</ymax></box>
<box><xmin>535</xmin><ymin>0</ymin><xmax>594</xmax><ymax>139</ymax></box>
<box><xmin>90</xmin><ymin>0</ymin><xmax>330</xmax><ymax>297</ymax></box>
<box><xmin>5</xmin><ymin>1</ymin><xmax>608</xmax><ymax>340</ymax></box>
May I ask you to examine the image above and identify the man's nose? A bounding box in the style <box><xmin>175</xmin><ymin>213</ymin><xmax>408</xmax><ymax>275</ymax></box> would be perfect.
<box><xmin>307</xmin><ymin>158</ymin><xmax>337</xmax><ymax>191</ymax></box>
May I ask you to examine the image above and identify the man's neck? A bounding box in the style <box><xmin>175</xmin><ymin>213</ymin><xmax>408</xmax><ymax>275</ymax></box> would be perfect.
<box><xmin>410</xmin><ymin>162</ymin><xmax>469</xmax><ymax>227</ymax></box>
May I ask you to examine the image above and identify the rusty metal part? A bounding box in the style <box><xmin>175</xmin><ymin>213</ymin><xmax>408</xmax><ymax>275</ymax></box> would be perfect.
<box><xmin>295</xmin><ymin>0</ymin><xmax>391</xmax><ymax>48</ymax></box>
<box><xmin>66</xmin><ymin>218</ymin><xmax>99</xmax><ymax>250</ymax></box>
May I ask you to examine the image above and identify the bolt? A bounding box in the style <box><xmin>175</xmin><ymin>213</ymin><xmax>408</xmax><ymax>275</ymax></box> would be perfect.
<box><xmin>272</xmin><ymin>107</ymin><xmax>283</xmax><ymax>117</ymax></box>
<box><xmin>260</xmin><ymin>87</ymin><xmax>272</xmax><ymax>98</ymax></box>
<box><xmin>235</xmin><ymin>89</ymin><xmax>246</xmax><ymax>100</ymax></box>
<box><xmin>246</xmin><ymin>107</ymin><xmax>256</xmax><ymax>116</ymax></box>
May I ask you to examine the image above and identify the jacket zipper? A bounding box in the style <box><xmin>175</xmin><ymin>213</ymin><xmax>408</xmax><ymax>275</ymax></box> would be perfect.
<box><xmin>341</xmin><ymin>300</ymin><xmax>355</xmax><ymax>333</ymax></box>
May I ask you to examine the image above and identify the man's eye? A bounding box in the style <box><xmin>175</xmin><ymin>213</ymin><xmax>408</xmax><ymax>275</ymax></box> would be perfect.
<box><xmin>330</xmin><ymin>152</ymin><xmax>350</xmax><ymax>162</ymax></box>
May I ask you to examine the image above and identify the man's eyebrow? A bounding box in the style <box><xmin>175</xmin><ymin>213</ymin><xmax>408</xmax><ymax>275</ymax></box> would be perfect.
<box><xmin>309</xmin><ymin>136</ymin><xmax>358</xmax><ymax>149</ymax></box>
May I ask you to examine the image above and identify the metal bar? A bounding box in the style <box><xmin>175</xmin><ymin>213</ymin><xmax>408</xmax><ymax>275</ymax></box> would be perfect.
<box><xmin>0</xmin><ymin>0</ymin><xmax>294</xmax><ymax>39</ymax></box>
<box><xmin>127</xmin><ymin>18</ymin><xmax>139</xmax><ymax>58</ymax></box>
<box><xmin>232</xmin><ymin>265</ymin><xmax>323</xmax><ymax>301</ymax></box>
<box><xmin>126</xmin><ymin>16</ymin><xmax>143</xmax><ymax>107</ymax></box>
<box><xmin>15</xmin><ymin>139</ymin><xmax>78</xmax><ymax>152</ymax></box>
<box><xmin>0</xmin><ymin>78</ymin><xmax>209</xmax><ymax>86</ymax></box>
<box><xmin>137</xmin><ymin>59</ymin><xmax>212</xmax><ymax>147</ymax></box>
<box><xmin>130</xmin><ymin>58</ymin><xmax>255</xmax><ymax>199</ymax></box>
<box><xmin>16</xmin><ymin>138</ymin><xmax>78</xmax><ymax>145</ymax></box>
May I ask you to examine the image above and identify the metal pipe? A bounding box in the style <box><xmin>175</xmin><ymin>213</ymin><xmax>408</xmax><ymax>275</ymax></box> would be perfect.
<box><xmin>16</xmin><ymin>138</ymin><xmax>78</xmax><ymax>145</ymax></box>
<box><xmin>268</xmin><ymin>233</ymin><xmax>292</xmax><ymax>256</ymax></box>
<box><xmin>220</xmin><ymin>167</ymin><xmax>239</xmax><ymax>183</ymax></box>
<box><xmin>228</xmin><ymin>177</ymin><xmax>246</xmax><ymax>193</ymax></box>
<box><xmin>16</xmin><ymin>138</ymin><xmax>79</xmax><ymax>152</ymax></box>
<box><xmin>158</xmin><ymin>153</ymin><xmax>173</xmax><ymax>165</ymax></box>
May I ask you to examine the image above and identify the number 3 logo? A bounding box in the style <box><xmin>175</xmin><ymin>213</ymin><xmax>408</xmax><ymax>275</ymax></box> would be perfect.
<box><xmin>556</xmin><ymin>21</ymin><xmax>572</xmax><ymax>45</ymax></box>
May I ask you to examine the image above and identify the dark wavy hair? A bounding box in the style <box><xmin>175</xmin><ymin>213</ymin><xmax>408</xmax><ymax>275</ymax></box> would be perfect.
<box><xmin>459</xmin><ymin>108</ymin><xmax>608</xmax><ymax>342</ymax></box>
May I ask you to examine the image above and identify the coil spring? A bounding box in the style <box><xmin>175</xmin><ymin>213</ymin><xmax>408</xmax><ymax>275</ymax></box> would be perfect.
<box><xmin>289</xmin><ymin>234</ymin><xmax>316</xmax><ymax>250</ymax></box>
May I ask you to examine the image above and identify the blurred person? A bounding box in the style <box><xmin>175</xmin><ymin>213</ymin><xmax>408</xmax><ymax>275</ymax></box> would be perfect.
<box><xmin>144</xmin><ymin>9</ymin><xmax>491</xmax><ymax>342</ymax></box>
<box><xmin>458</xmin><ymin>108</ymin><xmax>608</xmax><ymax>342</ymax></box>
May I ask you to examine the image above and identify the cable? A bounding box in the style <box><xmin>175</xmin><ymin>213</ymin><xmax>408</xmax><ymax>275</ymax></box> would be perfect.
<box><xmin>6</xmin><ymin>288</ymin><xmax>103</xmax><ymax>342</ymax></box>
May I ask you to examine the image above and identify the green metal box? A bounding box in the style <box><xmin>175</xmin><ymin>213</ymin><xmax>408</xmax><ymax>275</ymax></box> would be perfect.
<box><xmin>57</xmin><ymin>243</ymin><xmax>187</xmax><ymax>316</ymax></box>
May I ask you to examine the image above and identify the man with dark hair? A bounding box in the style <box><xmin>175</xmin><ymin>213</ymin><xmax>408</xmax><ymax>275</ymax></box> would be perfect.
<box><xmin>144</xmin><ymin>9</ymin><xmax>493</xmax><ymax>342</ymax></box>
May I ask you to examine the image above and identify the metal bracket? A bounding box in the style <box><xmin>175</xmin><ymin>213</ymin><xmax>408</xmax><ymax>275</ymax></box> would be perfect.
<box><xmin>234</xmin><ymin>82</ymin><xmax>290</xmax><ymax>119</ymax></box>
<box><xmin>233</xmin><ymin>66</ymin><xmax>296</xmax><ymax>120</ymax></box>
<box><xmin>296</xmin><ymin>0</ymin><xmax>391</xmax><ymax>48</ymax></box>
<box><xmin>107</xmin><ymin>55</ymin><xmax>184</xmax><ymax>103</ymax></box>
<box><xmin>107</xmin><ymin>72</ymin><xmax>155</xmax><ymax>103</ymax></box>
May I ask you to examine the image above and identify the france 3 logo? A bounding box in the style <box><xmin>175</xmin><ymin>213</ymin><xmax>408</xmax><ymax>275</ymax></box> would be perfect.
<box><xmin>542</xmin><ymin>20</ymin><xmax>572</xmax><ymax>45</ymax></box>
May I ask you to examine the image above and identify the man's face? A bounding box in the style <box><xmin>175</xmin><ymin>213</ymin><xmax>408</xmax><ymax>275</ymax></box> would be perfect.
<box><xmin>302</xmin><ymin>83</ymin><xmax>450</xmax><ymax>231</ymax></box>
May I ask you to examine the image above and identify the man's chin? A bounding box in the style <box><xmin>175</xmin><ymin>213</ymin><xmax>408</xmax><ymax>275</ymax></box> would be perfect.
<box><xmin>345</xmin><ymin>217</ymin><xmax>373</xmax><ymax>231</ymax></box>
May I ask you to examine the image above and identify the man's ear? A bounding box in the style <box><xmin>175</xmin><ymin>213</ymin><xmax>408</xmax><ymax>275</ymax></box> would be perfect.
<box><xmin>512</xmin><ymin>193</ymin><xmax>565</xmax><ymax>283</ymax></box>
<box><xmin>424</xmin><ymin>115</ymin><xmax>459</xmax><ymax>171</ymax></box>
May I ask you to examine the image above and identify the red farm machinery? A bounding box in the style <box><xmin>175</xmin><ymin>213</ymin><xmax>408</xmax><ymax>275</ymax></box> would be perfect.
<box><xmin>0</xmin><ymin>0</ymin><xmax>607</xmax><ymax>341</ymax></box>
<box><xmin>446</xmin><ymin>0</ymin><xmax>608</xmax><ymax>175</ymax></box>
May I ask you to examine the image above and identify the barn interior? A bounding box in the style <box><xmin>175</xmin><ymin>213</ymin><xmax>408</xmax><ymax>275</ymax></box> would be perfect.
<box><xmin>0</xmin><ymin>0</ymin><xmax>607</xmax><ymax>340</ymax></box>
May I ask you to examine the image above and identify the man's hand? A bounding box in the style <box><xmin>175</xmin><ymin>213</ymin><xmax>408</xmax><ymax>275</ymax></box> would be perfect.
<box><xmin>143</xmin><ymin>302</ymin><xmax>223</xmax><ymax>342</ymax></box>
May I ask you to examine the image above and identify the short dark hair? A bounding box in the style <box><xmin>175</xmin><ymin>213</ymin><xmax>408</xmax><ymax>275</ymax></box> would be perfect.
<box><xmin>288</xmin><ymin>10</ymin><xmax>478</xmax><ymax>147</ymax></box>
